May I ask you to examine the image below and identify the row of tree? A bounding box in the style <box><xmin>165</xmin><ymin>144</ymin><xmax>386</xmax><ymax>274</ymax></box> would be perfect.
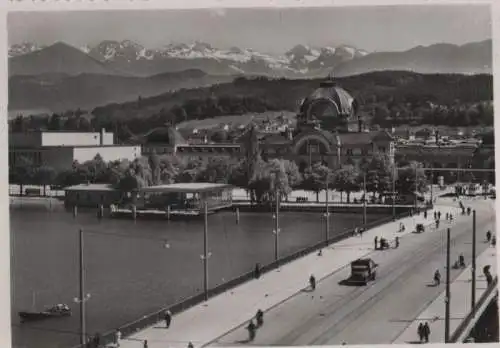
<box><xmin>9</xmin><ymin>152</ymin><xmax>427</xmax><ymax>204</ymax></box>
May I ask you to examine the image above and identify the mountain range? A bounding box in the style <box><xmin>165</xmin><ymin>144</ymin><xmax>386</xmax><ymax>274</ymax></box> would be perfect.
<box><xmin>8</xmin><ymin>39</ymin><xmax>492</xmax><ymax>113</ymax></box>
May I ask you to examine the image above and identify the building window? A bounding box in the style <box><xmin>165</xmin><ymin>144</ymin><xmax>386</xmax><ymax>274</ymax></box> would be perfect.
<box><xmin>346</xmin><ymin>149</ymin><xmax>353</xmax><ymax>156</ymax></box>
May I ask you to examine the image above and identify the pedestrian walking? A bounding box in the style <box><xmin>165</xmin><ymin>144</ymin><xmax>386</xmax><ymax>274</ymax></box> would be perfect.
<box><xmin>247</xmin><ymin>320</ymin><xmax>256</xmax><ymax>341</ymax></box>
<box><xmin>437</xmin><ymin>211</ymin><xmax>441</xmax><ymax>220</ymax></box>
<box><xmin>143</xmin><ymin>340</ymin><xmax>148</xmax><ymax>348</ymax></box>
<box><xmin>433</xmin><ymin>211</ymin><xmax>437</xmax><ymax>220</ymax></box>
<box><xmin>93</xmin><ymin>333</ymin><xmax>101</xmax><ymax>348</ymax></box>
<box><xmin>359</xmin><ymin>227</ymin><xmax>364</xmax><ymax>237</ymax></box>
<box><xmin>187</xmin><ymin>342</ymin><xmax>194</xmax><ymax>348</ymax></box>
<box><xmin>374</xmin><ymin>236</ymin><xmax>378</xmax><ymax>250</ymax></box>
<box><xmin>256</xmin><ymin>309</ymin><xmax>264</xmax><ymax>327</ymax></box>
<box><xmin>164</xmin><ymin>310</ymin><xmax>172</xmax><ymax>328</ymax></box>
<box><xmin>492</xmin><ymin>236</ymin><xmax>496</xmax><ymax>247</ymax></box>
<box><xmin>254</xmin><ymin>263</ymin><xmax>261</xmax><ymax>279</ymax></box>
<box><xmin>423</xmin><ymin>322</ymin><xmax>431</xmax><ymax>343</ymax></box>
<box><xmin>434</xmin><ymin>270</ymin><xmax>441</xmax><ymax>286</ymax></box>
<box><xmin>445</xmin><ymin>212</ymin><xmax>449</xmax><ymax>221</ymax></box>
<box><xmin>417</xmin><ymin>323</ymin><xmax>424</xmax><ymax>343</ymax></box>
<box><xmin>114</xmin><ymin>329</ymin><xmax>122</xmax><ymax>348</ymax></box>
<box><xmin>486</xmin><ymin>230</ymin><xmax>492</xmax><ymax>243</ymax></box>
<box><xmin>424</xmin><ymin>210</ymin><xmax>427</xmax><ymax>219</ymax></box>
<box><xmin>309</xmin><ymin>274</ymin><xmax>316</xmax><ymax>291</ymax></box>
<box><xmin>394</xmin><ymin>236</ymin><xmax>399</xmax><ymax>249</ymax></box>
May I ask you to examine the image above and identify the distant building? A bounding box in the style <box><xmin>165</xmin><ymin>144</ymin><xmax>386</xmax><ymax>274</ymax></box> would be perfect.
<box><xmin>9</xmin><ymin>129</ymin><xmax>141</xmax><ymax>170</ymax></box>
<box><xmin>64</xmin><ymin>183</ymin><xmax>123</xmax><ymax>208</ymax></box>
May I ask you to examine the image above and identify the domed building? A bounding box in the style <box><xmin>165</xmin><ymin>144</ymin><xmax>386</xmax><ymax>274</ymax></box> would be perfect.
<box><xmin>297</xmin><ymin>78</ymin><xmax>360</xmax><ymax>133</ymax></box>
<box><xmin>260</xmin><ymin>76</ymin><xmax>395</xmax><ymax>170</ymax></box>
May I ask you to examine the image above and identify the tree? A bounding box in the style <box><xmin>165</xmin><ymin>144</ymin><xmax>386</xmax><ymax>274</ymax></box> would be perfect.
<box><xmin>33</xmin><ymin>166</ymin><xmax>57</xmax><ymax>196</ymax></box>
<box><xmin>332</xmin><ymin>165</ymin><xmax>360</xmax><ymax>203</ymax></box>
<box><xmin>361</xmin><ymin>154</ymin><xmax>394</xmax><ymax>198</ymax></box>
<box><xmin>9</xmin><ymin>156</ymin><xmax>34</xmax><ymax>196</ymax></box>
<box><xmin>198</xmin><ymin>157</ymin><xmax>237</xmax><ymax>183</ymax></box>
<box><xmin>302</xmin><ymin>162</ymin><xmax>331</xmax><ymax>202</ymax></box>
<box><xmin>210</xmin><ymin>130</ymin><xmax>229</xmax><ymax>143</ymax></box>
<box><xmin>396</xmin><ymin>161</ymin><xmax>427</xmax><ymax>196</ymax></box>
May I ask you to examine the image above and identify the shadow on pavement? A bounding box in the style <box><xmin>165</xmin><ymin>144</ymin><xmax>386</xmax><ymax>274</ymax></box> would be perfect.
<box><xmin>338</xmin><ymin>279</ymin><xmax>365</xmax><ymax>287</ymax></box>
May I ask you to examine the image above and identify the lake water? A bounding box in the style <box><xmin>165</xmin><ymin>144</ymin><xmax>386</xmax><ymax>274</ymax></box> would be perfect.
<box><xmin>10</xmin><ymin>205</ymin><xmax>387</xmax><ymax>348</ymax></box>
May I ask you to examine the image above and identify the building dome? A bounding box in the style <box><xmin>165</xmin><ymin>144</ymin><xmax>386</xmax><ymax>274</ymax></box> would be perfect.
<box><xmin>298</xmin><ymin>79</ymin><xmax>358</xmax><ymax>132</ymax></box>
<box><xmin>144</xmin><ymin>126</ymin><xmax>187</xmax><ymax>146</ymax></box>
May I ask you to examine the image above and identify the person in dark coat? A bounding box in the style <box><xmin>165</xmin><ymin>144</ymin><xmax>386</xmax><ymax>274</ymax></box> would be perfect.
<box><xmin>417</xmin><ymin>323</ymin><xmax>424</xmax><ymax>343</ymax></box>
<box><xmin>309</xmin><ymin>275</ymin><xmax>316</xmax><ymax>291</ymax></box>
<box><xmin>486</xmin><ymin>230</ymin><xmax>492</xmax><ymax>243</ymax></box>
<box><xmin>143</xmin><ymin>340</ymin><xmax>149</xmax><ymax>348</ymax></box>
<box><xmin>374</xmin><ymin>236</ymin><xmax>378</xmax><ymax>250</ymax></box>
<box><xmin>247</xmin><ymin>320</ymin><xmax>256</xmax><ymax>341</ymax></box>
<box><xmin>93</xmin><ymin>333</ymin><xmax>101</xmax><ymax>348</ymax></box>
<box><xmin>164</xmin><ymin>310</ymin><xmax>172</xmax><ymax>328</ymax></box>
<box><xmin>256</xmin><ymin>309</ymin><xmax>264</xmax><ymax>327</ymax></box>
<box><xmin>423</xmin><ymin>322</ymin><xmax>431</xmax><ymax>342</ymax></box>
<box><xmin>254</xmin><ymin>263</ymin><xmax>261</xmax><ymax>279</ymax></box>
<box><xmin>187</xmin><ymin>342</ymin><xmax>194</xmax><ymax>348</ymax></box>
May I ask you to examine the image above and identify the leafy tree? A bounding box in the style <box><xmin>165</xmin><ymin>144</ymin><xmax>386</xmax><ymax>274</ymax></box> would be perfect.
<box><xmin>332</xmin><ymin>165</ymin><xmax>360</xmax><ymax>203</ymax></box>
<box><xmin>33</xmin><ymin>166</ymin><xmax>57</xmax><ymax>196</ymax></box>
<box><xmin>395</xmin><ymin>161</ymin><xmax>427</xmax><ymax>196</ymax></box>
<box><xmin>9</xmin><ymin>156</ymin><xmax>35</xmax><ymax>196</ymax></box>
<box><xmin>302</xmin><ymin>162</ymin><xmax>331</xmax><ymax>202</ymax></box>
<box><xmin>362</xmin><ymin>154</ymin><xmax>394</xmax><ymax>198</ymax></box>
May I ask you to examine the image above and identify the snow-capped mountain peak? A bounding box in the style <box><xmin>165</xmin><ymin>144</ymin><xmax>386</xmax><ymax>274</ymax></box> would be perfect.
<box><xmin>8</xmin><ymin>42</ymin><xmax>45</xmax><ymax>58</ymax></box>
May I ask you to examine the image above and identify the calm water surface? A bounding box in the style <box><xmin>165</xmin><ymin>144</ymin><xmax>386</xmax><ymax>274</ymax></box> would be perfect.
<box><xmin>10</xmin><ymin>204</ymin><xmax>387</xmax><ymax>348</ymax></box>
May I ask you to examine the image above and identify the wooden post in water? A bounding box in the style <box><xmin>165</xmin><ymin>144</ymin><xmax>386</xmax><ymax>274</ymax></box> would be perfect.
<box><xmin>236</xmin><ymin>207</ymin><xmax>240</xmax><ymax>224</ymax></box>
<box><xmin>72</xmin><ymin>205</ymin><xmax>78</xmax><ymax>219</ymax></box>
<box><xmin>166</xmin><ymin>205</ymin><xmax>171</xmax><ymax>221</ymax></box>
<box><xmin>97</xmin><ymin>204</ymin><xmax>104</xmax><ymax>219</ymax></box>
<box><xmin>132</xmin><ymin>205</ymin><xmax>137</xmax><ymax>220</ymax></box>
<box><xmin>274</xmin><ymin>193</ymin><xmax>280</xmax><ymax>261</ymax></box>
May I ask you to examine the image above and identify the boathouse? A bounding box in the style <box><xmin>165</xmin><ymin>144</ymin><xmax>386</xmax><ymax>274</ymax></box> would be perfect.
<box><xmin>138</xmin><ymin>183</ymin><xmax>233</xmax><ymax>214</ymax></box>
<box><xmin>64</xmin><ymin>183</ymin><xmax>122</xmax><ymax>208</ymax></box>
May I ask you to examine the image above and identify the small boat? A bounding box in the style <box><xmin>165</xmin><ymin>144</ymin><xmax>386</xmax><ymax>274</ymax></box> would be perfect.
<box><xmin>19</xmin><ymin>304</ymin><xmax>72</xmax><ymax>323</ymax></box>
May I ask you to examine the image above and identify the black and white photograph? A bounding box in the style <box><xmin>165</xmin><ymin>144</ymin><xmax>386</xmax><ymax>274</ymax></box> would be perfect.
<box><xmin>6</xmin><ymin>2</ymin><xmax>498</xmax><ymax>348</ymax></box>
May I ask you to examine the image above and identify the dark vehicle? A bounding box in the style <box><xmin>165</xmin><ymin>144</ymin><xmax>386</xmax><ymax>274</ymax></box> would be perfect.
<box><xmin>349</xmin><ymin>258</ymin><xmax>378</xmax><ymax>285</ymax></box>
<box><xmin>19</xmin><ymin>304</ymin><xmax>71</xmax><ymax>323</ymax></box>
<box><xmin>416</xmin><ymin>223</ymin><xmax>425</xmax><ymax>233</ymax></box>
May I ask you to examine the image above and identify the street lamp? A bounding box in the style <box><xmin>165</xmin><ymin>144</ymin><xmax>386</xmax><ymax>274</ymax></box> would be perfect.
<box><xmin>74</xmin><ymin>229</ymin><xmax>91</xmax><ymax>345</ymax></box>
<box><xmin>362</xmin><ymin>173</ymin><xmax>367</xmax><ymax>227</ymax></box>
<box><xmin>272</xmin><ymin>192</ymin><xmax>280</xmax><ymax>261</ymax></box>
<box><xmin>200</xmin><ymin>201</ymin><xmax>211</xmax><ymax>301</ymax></box>
<box><xmin>445</xmin><ymin>227</ymin><xmax>451</xmax><ymax>343</ymax></box>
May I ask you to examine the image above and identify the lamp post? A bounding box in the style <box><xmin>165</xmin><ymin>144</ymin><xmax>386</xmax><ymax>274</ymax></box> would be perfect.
<box><xmin>200</xmin><ymin>201</ymin><xmax>211</xmax><ymax>301</ymax></box>
<box><xmin>363</xmin><ymin>173</ymin><xmax>367</xmax><ymax>227</ymax></box>
<box><xmin>272</xmin><ymin>193</ymin><xmax>280</xmax><ymax>261</ymax></box>
<box><xmin>471</xmin><ymin>210</ymin><xmax>477</xmax><ymax>315</ymax></box>
<box><xmin>324</xmin><ymin>173</ymin><xmax>330</xmax><ymax>244</ymax></box>
<box><xmin>74</xmin><ymin>229</ymin><xmax>91</xmax><ymax>346</ymax></box>
<box><xmin>445</xmin><ymin>227</ymin><xmax>451</xmax><ymax>343</ymax></box>
<box><xmin>392</xmin><ymin>165</ymin><xmax>396</xmax><ymax>220</ymax></box>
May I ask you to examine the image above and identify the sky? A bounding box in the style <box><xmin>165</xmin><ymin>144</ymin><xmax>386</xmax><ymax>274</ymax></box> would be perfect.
<box><xmin>8</xmin><ymin>4</ymin><xmax>492</xmax><ymax>54</ymax></box>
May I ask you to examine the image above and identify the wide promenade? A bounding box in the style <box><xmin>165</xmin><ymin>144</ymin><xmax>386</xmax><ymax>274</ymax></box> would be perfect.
<box><xmin>115</xmin><ymin>198</ymin><xmax>490</xmax><ymax>348</ymax></box>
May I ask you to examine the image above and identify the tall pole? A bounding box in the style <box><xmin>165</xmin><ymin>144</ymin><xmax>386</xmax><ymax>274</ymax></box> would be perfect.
<box><xmin>79</xmin><ymin>228</ymin><xmax>86</xmax><ymax>346</ymax></box>
<box><xmin>203</xmin><ymin>201</ymin><xmax>209</xmax><ymax>301</ymax></box>
<box><xmin>325</xmin><ymin>176</ymin><xmax>330</xmax><ymax>244</ymax></box>
<box><xmin>274</xmin><ymin>193</ymin><xmax>280</xmax><ymax>261</ymax></box>
<box><xmin>430</xmin><ymin>172</ymin><xmax>434</xmax><ymax>205</ymax></box>
<box><xmin>363</xmin><ymin>173</ymin><xmax>367</xmax><ymax>226</ymax></box>
<box><xmin>471</xmin><ymin>210</ymin><xmax>477</xmax><ymax>315</ymax></box>
<box><xmin>445</xmin><ymin>227</ymin><xmax>451</xmax><ymax>343</ymax></box>
<box><xmin>414</xmin><ymin>165</ymin><xmax>418</xmax><ymax>211</ymax></box>
<box><xmin>392</xmin><ymin>165</ymin><xmax>396</xmax><ymax>219</ymax></box>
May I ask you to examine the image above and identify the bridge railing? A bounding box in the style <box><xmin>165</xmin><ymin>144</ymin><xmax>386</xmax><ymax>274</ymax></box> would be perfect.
<box><xmin>72</xmin><ymin>211</ymin><xmax>412</xmax><ymax>348</ymax></box>
<box><xmin>450</xmin><ymin>276</ymin><xmax>498</xmax><ymax>343</ymax></box>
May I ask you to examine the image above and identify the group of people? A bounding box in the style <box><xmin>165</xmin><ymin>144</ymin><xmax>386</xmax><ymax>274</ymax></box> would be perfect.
<box><xmin>417</xmin><ymin>322</ymin><xmax>432</xmax><ymax>343</ymax></box>
<box><xmin>246</xmin><ymin>309</ymin><xmax>265</xmax><ymax>341</ymax></box>
<box><xmin>486</xmin><ymin>230</ymin><xmax>496</xmax><ymax>247</ymax></box>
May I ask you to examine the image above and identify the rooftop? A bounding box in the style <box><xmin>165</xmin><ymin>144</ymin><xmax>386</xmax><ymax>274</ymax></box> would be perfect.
<box><xmin>65</xmin><ymin>183</ymin><xmax>116</xmax><ymax>191</ymax></box>
<box><xmin>140</xmin><ymin>183</ymin><xmax>233</xmax><ymax>193</ymax></box>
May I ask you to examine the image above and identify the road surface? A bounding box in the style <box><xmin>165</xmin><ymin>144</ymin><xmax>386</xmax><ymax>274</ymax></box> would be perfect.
<box><xmin>211</xmin><ymin>199</ymin><xmax>496</xmax><ymax>346</ymax></box>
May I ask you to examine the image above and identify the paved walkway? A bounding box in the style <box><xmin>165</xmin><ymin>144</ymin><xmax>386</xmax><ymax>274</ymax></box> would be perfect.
<box><xmin>116</xmin><ymin>202</ymin><xmax>463</xmax><ymax>348</ymax></box>
<box><xmin>393</xmin><ymin>246</ymin><xmax>497</xmax><ymax>344</ymax></box>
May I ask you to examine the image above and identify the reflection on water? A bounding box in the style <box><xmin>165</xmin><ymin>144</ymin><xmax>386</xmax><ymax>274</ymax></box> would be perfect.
<box><xmin>10</xmin><ymin>206</ymin><xmax>387</xmax><ymax>348</ymax></box>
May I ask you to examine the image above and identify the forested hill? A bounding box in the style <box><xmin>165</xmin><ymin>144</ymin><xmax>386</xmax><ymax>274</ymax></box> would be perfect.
<box><xmin>11</xmin><ymin>71</ymin><xmax>492</xmax><ymax>139</ymax></box>
<box><xmin>89</xmin><ymin>71</ymin><xmax>492</xmax><ymax>134</ymax></box>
